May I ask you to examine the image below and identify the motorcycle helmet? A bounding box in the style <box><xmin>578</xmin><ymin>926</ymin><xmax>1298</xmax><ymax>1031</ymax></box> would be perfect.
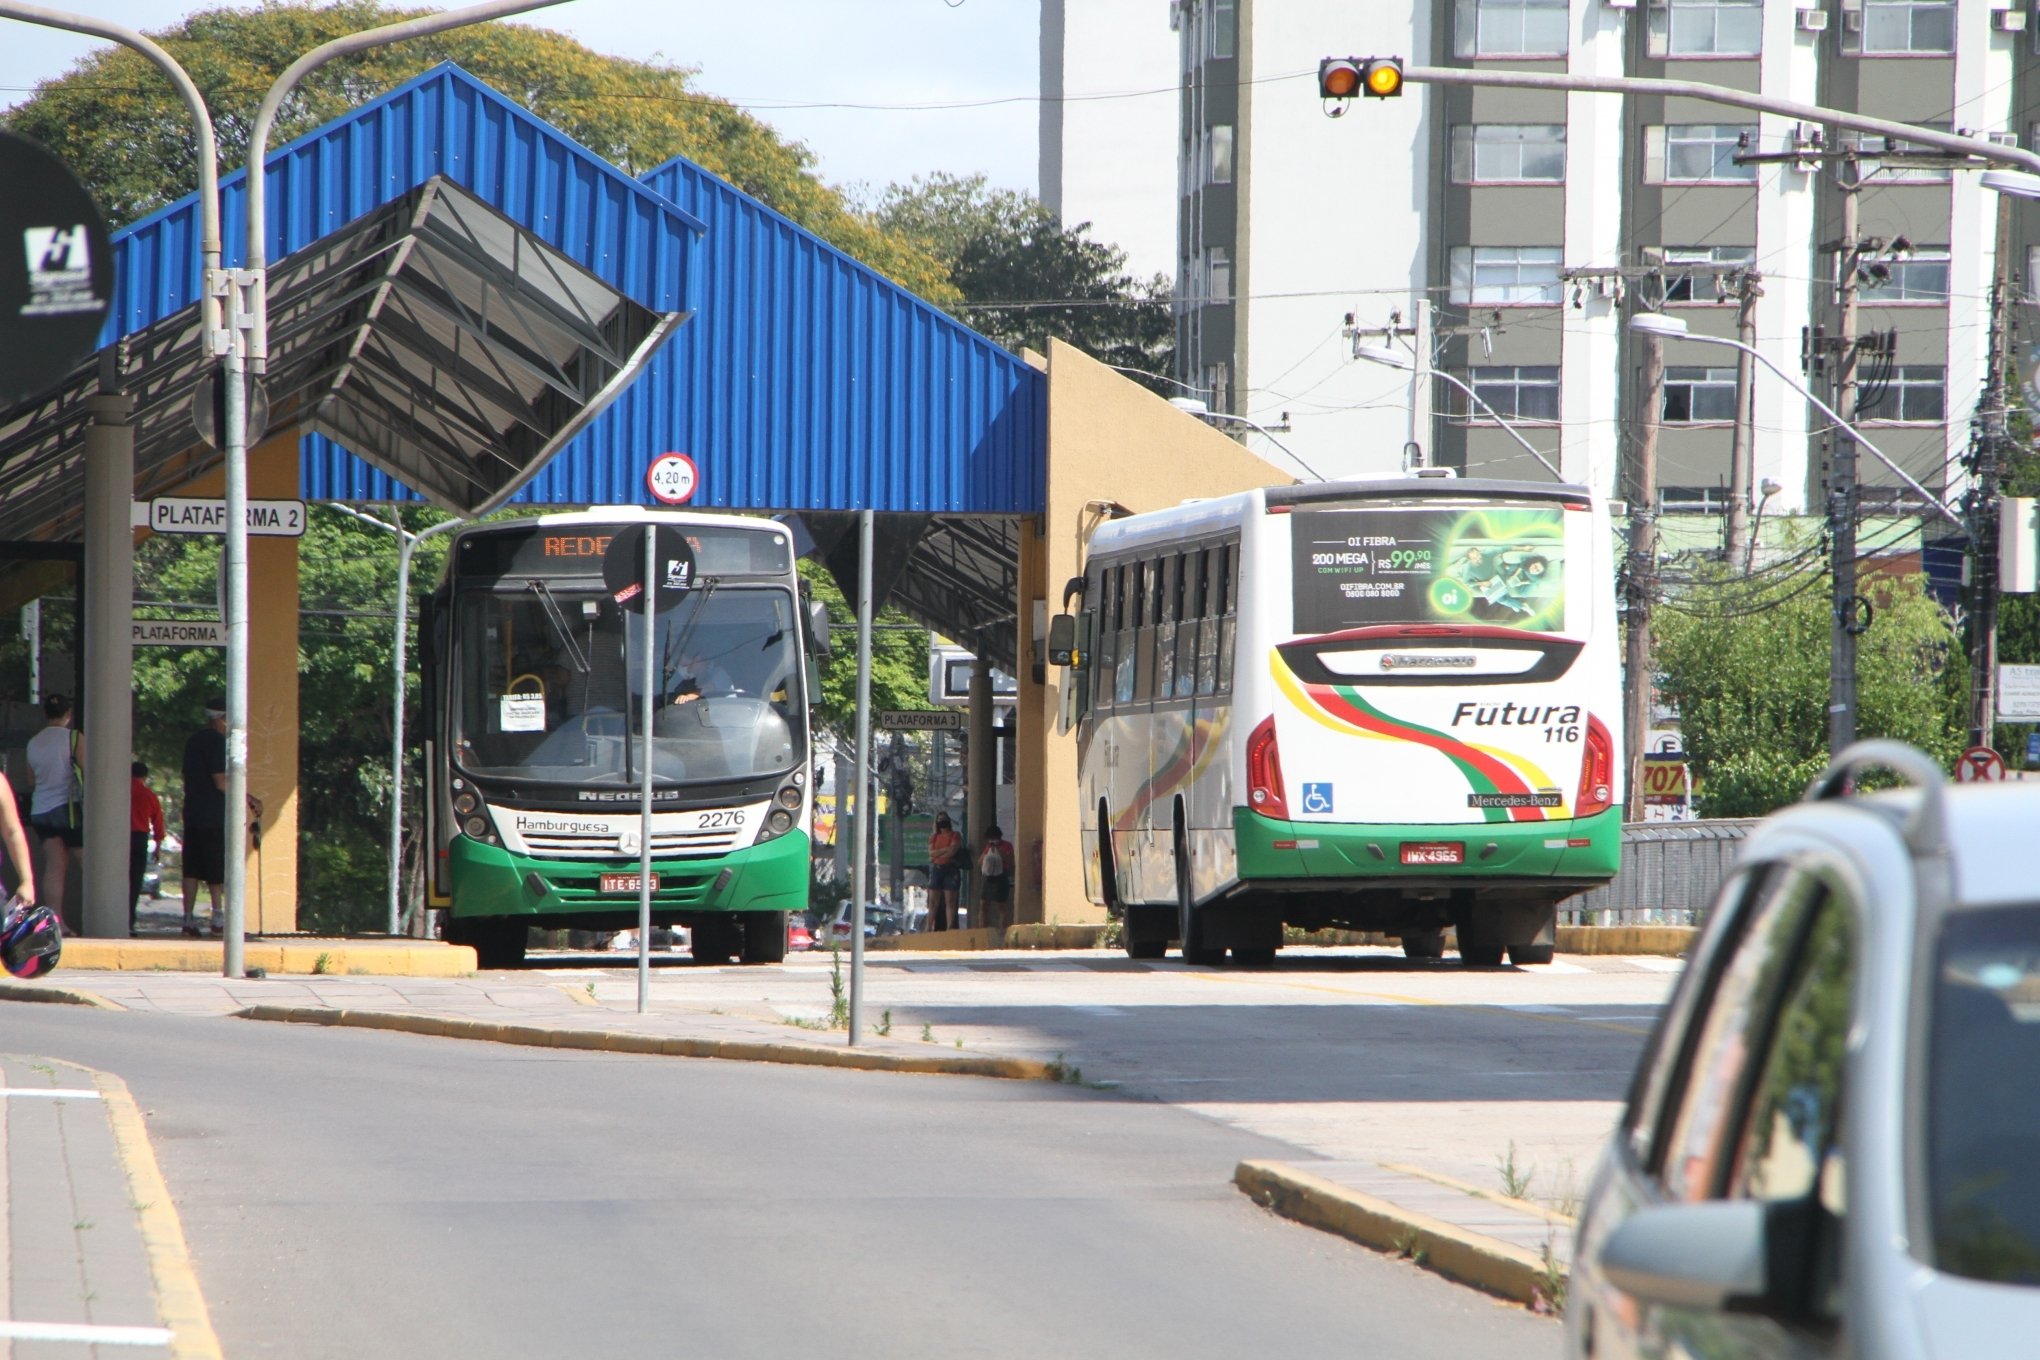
<box><xmin>1</xmin><ymin>900</ymin><xmax>61</xmax><ymax>979</ymax></box>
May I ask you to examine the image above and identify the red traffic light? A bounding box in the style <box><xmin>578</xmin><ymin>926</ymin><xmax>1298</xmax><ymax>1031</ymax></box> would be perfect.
<box><xmin>1319</xmin><ymin>56</ymin><xmax>1404</xmax><ymax>100</ymax></box>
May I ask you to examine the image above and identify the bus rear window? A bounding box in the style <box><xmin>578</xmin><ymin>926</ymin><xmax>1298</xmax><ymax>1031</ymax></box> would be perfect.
<box><xmin>1290</xmin><ymin>503</ymin><xmax>1571</xmax><ymax>636</ymax></box>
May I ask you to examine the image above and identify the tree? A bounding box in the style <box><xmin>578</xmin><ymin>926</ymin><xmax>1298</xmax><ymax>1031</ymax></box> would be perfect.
<box><xmin>796</xmin><ymin>560</ymin><xmax>933</xmax><ymax>740</ymax></box>
<box><xmin>3</xmin><ymin>1</ymin><xmax>954</xmax><ymax>304</ymax></box>
<box><xmin>871</xmin><ymin>172</ymin><xmax>1173</xmax><ymax>390</ymax></box>
<box><xmin>1653</xmin><ymin>565</ymin><xmax>1967</xmax><ymax>817</ymax></box>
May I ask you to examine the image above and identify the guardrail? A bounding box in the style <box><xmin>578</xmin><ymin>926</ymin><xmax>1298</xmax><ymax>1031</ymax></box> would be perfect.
<box><xmin>1562</xmin><ymin>819</ymin><xmax>1757</xmax><ymax>926</ymax></box>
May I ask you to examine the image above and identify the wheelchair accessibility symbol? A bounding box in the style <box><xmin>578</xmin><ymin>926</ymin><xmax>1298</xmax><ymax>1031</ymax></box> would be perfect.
<box><xmin>1300</xmin><ymin>783</ymin><xmax>1334</xmax><ymax>815</ymax></box>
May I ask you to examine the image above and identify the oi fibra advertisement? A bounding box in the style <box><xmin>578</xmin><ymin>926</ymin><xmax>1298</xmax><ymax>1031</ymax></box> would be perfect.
<box><xmin>1291</xmin><ymin>504</ymin><xmax>1567</xmax><ymax>635</ymax></box>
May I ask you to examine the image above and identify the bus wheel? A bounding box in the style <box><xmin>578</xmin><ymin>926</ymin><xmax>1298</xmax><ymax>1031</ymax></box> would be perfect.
<box><xmin>472</xmin><ymin>921</ymin><xmax>527</xmax><ymax>969</ymax></box>
<box><xmin>1124</xmin><ymin>907</ymin><xmax>1169</xmax><ymax>961</ymax></box>
<box><xmin>741</xmin><ymin>912</ymin><xmax>789</xmax><ymax>965</ymax></box>
<box><xmin>1175</xmin><ymin>826</ymin><xmax>1222</xmax><ymax>966</ymax></box>
<box><xmin>692</xmin><ymin>919</ymin><xmax>741</xmax><ymax>964</ymax></box>
<box><xmin>1508</xmin><ymin>942</ymin><xmax>1555</xmax><ymax>966</ymax></box>
<box><xmin>1459</xmin><ymin>943</ymin><xmax>1505</xmax><ymax>967</ymax></box>
<box><xmin>1402</xmin><ymin>931</ymin><xmax>1446</xmax><ymax>961</ymax></box>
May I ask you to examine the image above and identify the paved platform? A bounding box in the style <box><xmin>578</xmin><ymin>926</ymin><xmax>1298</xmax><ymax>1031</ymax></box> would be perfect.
<box><xmin>0</xmin><ymin>1055</ymin><xmax>220</xmax><ymax>1359</ymax></box>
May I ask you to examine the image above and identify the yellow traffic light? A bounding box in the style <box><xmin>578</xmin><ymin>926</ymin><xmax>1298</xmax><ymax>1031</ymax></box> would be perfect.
<box><xmin>1363</xmin><ymin>58</ymin><xmax>1403</xmax><ymax>98</ymax></box>
<box><xmin>1318</xmin><ymin>58</ymin><xmax>1362</xmax><ymax>100</ymax></box>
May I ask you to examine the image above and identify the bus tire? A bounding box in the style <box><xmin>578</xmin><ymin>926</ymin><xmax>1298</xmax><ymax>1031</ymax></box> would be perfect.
<box><xmin>1231</xmin><ymin>946</ymin><xmax>1276</xmax><ymax>968</ymax></box>
<box><xmin>1459</xmin><ymin>943</ymin><xmax>1505</xmax><ymax>967</ymax></box>
<box><xmin>692</xmin><ymin>918</ymin><xmax>741</xmax><ymax>964</ymax></box>
<box><xmin>1124</xmin><ymin>906</ymin><xmax>1169</xmax><ymax>960</ymax></box>
<box><xmin>470</xmin><ymin>920</ymin><xmax>527</xmax><ymax>969</ymax></box>
<box><xmin>1402</xmin><ymin>930</ymin><xmax>1446</xmax><ymax>960</ymax></box>
<box><xmin>1175</xmin><ymin>825</ymin><xmax>1222</xmax><ymax>966</ymax></box>
<box><xmin>741</xmin><ymin>912</ymin><xmax>789</xmax><ymax>964</ymax></box>
<box><xmin>1508</xmin><ymin>942</ymin><xmax>1555</xmax><ymax>966</ymax></box>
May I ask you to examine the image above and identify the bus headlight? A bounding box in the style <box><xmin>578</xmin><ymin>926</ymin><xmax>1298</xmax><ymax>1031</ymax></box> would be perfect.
<box><xmin>462</xmin><ymin>815</ymin><xmax>490</xmax><ymax>839</ymax></box>
<box><xmin>453</xmin><ymin>789</ymin><xmax>480</xmax><ymax>816</ymax></box>
<box><xmin>775</xmin><ymin>783</ymin><xmax>803</xmax><ymax>811</ymax></box>
<box><xmin>753</xmin><ymin>802</ymin><xmax>798</xmax><ymax>845</ymax></box>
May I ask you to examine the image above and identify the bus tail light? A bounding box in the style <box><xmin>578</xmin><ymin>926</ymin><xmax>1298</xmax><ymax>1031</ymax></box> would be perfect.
<box><xmin>1576</xmin><ymin>715</ymin><xmax>1614</xmax><ymax>817</ymax></box>
<box><xmin>1246</xmin><ymin>716</ymin><xmax>1289</xmax><ymax>819</ymax></box>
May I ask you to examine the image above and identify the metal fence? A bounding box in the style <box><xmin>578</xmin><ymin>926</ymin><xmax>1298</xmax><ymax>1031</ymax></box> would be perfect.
<box><xmin>1561</xmin><ymin>819</ymin><xmax>1758</xmax><ymax>926</ymax></box>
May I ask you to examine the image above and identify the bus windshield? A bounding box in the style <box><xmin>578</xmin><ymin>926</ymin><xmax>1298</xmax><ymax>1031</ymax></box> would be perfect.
<box><xmin>1290</xmin><ymin>500</ymin><xmax>1577</xmax><ymax>636</ymax></box>
<box><xmin>453</xmin><ymin>585</ymin><xmax>806</xmax><ymax>787</ymax></box>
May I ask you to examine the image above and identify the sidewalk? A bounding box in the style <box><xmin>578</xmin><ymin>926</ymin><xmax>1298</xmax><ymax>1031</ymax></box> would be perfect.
<box><xmin>0</xmin><ymin>1055</ymin><xmax>220</xmax><ymax>1359</ymax></box>
<box><xmin>4</xmin><ymin>945</ymin><xmax>1601</xmax><ymax>1310</ymax></box>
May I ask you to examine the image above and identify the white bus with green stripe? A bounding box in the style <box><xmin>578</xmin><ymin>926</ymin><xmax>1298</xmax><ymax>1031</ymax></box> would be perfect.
<box><xmin>1051</xmin><ymin>473</ymin><xmax>1622</xmax><ymax>966</ymax></box>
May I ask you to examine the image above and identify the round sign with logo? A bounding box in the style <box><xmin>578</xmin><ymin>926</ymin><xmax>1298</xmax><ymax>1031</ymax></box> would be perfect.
<box><xmin>1955</xmin><ymin>745</ymin><xmax>2008</xmax><ymax>784</ymax></box>
<box><xmin>0</xmin><ymin>129</ymin><xmax>114</xmax><ymax>408</ymax></box>
<box><xmin>602</xmin><ymin>523</ymin><xmax>696</xmax><ymax>614</ymax></box>
<box><xmin>646</xmin><ymin>452</ymin><xmax>698</xmax><ymax>505</ymax></box>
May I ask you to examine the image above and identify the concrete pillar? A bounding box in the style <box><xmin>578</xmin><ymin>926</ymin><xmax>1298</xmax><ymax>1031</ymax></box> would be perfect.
<box><xmin>965</xmin><ymin>650</ymin><xmax>996</xmax><ymax>926</ymax></box>
<box><xmin>81</xmin><ymin>391</ymin><xmax>135</xmax><ymax>938</ymax></box>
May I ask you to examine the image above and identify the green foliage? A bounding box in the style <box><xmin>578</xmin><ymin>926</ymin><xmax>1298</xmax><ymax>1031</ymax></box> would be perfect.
<box><xmin>871</xmin><ymin>172</ymin><xmax>1173</xmax><ymax>389</ymax></box>
<box><xmin>797</xmin><ymin>560</ymin><xmax>933</xmax><ymax>739</ymax></box>
<box><xmin>3</xmin><ymin>2</ymin><xmax>953</xmax><ymax>303</ymax></box>
<box><xmin>1654</xmin><ymin>568</ymin><xmax>1966</xmax><ymax>817</ymax></box>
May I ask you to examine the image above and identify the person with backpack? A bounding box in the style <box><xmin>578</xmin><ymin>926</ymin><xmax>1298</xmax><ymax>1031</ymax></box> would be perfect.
<box><xmin>23</xmin><ymin>694</ymin><xmax>82</xmax><ymax>932</ymax></box>
<box><xmin>977</xmin><ymin>824</ymin><xmax>1015</xmax><ymax>932</ymax></box>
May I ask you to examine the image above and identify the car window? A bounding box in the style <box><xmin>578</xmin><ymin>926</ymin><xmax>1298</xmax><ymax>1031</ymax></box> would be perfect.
<box><xmin>1929</xmin><ymin>903</ymin><xmax>2040</xmax><ymax>1286</ymax></box>
<box><xmin>1657</xmin><ymin>869</ymin><xmax>1826</xmax><ymax>1201</ymax></box>
<box><xmin>1728</xmin><ymin>902</ymin><xmax>1854</xmax><ymax>1206</ymax></box>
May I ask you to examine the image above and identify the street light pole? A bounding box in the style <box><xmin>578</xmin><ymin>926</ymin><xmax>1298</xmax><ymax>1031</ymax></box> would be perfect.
<box><xmin>1167</xmin><ymin>398</ymin><xmax>1326</xmax><ymax>480</ymax></box>
<box><xmin>1351</xmin><ymin>344</ymin><xmax>1563</xmax><ymax>480</ymax></box>
<box><xmin>1625</xmin><ymin>329</ymin><xmax>1663</xmax><ymax>823</ymax></box>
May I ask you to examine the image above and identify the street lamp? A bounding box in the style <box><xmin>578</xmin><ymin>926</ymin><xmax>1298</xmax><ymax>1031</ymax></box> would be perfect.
<box><xmin>1351</xmin><ymin>342</ymin><xmax>1562</xmax><ymax>480</ymax></box>
<box><xmin>1748</xmin><ymin>477</ymin><xmax>1785</xmax><ymax>575</ymax></box>
<box><xmin>1168</xmin><ymin>396</ymin><xmax>1325</xmax><ymax>480</ymax></box>
<box><xmin>1627</xmin><ymin>313</ymin><xmax>1960</xmax><ymax>528</ymax></box>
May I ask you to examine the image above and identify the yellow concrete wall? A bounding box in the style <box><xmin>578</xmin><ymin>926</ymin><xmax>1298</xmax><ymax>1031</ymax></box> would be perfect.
<box><xmin>1012</xmin><ymin>341</ymin><xmax>1294</xmax><ymax>924</ymax></box>
<box><xmin>167</xmin><ymin>432</ymin><xmax>302</xmax><ymax>931</ymax></box>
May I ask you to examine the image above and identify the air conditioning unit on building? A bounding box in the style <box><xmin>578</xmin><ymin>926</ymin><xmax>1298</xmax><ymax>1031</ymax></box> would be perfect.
<box><xmin>1988</xmin><ymin>130</ymin><xmax>2022</xmax><ymax>148</ymax></box>
<box><xmin>1795</xmin><ymin>8</ymin><xmax>1829</xmax><ymax>30</ymax></box>
<box><xmin>1992</xmin><ymin>8</ymin><xmax>2028</xmax><ymax>32</ymax></box>
<box><xmin>1841</xmin><ymin>11</ymin><xmax>1864</xmax><ymax>32</ymax></box>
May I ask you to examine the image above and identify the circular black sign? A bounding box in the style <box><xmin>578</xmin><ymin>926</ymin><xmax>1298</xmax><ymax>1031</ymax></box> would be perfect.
<box><xmin>602</xmin><ymin>523</ymin><xmax>697</xmax><ymax>613</ymax></box>
<box><xmin>0</xmin><ymin>130</ymin><xmax>113</xmax><ymax>409</ymax></box>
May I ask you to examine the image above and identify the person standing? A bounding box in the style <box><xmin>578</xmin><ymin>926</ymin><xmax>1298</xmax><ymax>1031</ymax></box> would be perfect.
<box><xmin>976</xmin><ymin>824</ymin><xmax>1016</xmax><ymax>932</ymax></box>
<box><xmin>926</xmin><ymin>812</ymin><xmax>963</xmax><ymax>933</ymax></box>
<box><xmin>181</xmin><ymin>697</ymin><xmax>230</xmax><ymax>937</ymax></box>
<box><xmin>23</xmin><ymin>694</ymin><xmax>82</xmax><ymax>932</ymax></box>
<box><xmin>130</xmin><ymin>761</ymin><xmax>166</xmax><ymax>934</ymax></box>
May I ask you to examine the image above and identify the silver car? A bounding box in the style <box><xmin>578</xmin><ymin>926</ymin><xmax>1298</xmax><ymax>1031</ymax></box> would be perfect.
<box><xmin>1568</xmin><ymin>742</ymin><xmax>2040</xmax><ymax>1360</ymax></box>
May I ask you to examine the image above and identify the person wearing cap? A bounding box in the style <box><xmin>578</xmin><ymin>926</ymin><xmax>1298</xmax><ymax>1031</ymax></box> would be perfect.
<box><xmin>180</xmin><ymin>697</ymin><xmax>230</xmax><ymax>936</ymax></box>
<box><xmin>22</xmin><ymin>693</ymin><xmax>82</xmax><ymax>931</ymax></box>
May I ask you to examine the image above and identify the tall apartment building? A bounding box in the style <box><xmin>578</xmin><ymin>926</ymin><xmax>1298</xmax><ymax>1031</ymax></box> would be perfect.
<box><xmin>1046</xmin><ymin>0</ymin><xmax>2031</xmax><ymax>517</ymax></box>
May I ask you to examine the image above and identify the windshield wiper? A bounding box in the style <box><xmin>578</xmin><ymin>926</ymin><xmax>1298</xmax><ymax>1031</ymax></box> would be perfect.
<box><xmin>526</xmin><ymin>579</ymin><xmax>590</xmax><ymax>674</ymax></box>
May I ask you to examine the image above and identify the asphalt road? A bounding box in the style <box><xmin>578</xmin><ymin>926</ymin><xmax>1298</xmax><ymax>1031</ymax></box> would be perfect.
<box><xmin>6</xmin><ymin>1006</ymin><xmax>1557</xmax><ymax>1359</ymax></box>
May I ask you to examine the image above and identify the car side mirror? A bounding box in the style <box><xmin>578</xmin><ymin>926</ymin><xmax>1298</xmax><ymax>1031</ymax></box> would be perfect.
<box><xmin>1599</xmin><ymin>1199</ymin><xmax>1817</xmax><ymax>1320</ymax></box>
<box><xmin>806</xmin><ymin>598</ymin><xmax>833</xmax><ymax>656</ymax></box>
<box><xmin>1046</xmin><ymin>613</ymin><xmax>1079</xmax><ymax>667</ymax></box>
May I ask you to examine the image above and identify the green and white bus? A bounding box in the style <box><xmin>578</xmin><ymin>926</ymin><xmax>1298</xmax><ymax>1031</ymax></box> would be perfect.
<box><xmin>421</xmin><ymin>509</ymin><xmax>828</xmax><ymax>967</ymax></box>
<box><xmin>1052</xmin><ymin>474</ymin><xmax>1622</xmax><ymax>966</ymax></box>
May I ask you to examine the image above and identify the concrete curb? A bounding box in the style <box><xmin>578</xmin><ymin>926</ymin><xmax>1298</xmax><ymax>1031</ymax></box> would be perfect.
<box><xmin>0</xmin><ymin>978</ymin><xmax>125</xmax><ymax>1008</ymax></box>
<box><xmin>233</xmin><ymin>1004</ymin><xmax>1064</xmax><ymax>1081</ymax></box>
<box><xmin>1234</xmin><ymin>1160</ymin><xmax>1562</xmax><ymax>1308</ymax></box>
<box><xmin>60</xmin><ymin>938</ymin><xmax>478</xmax><ymax>976</ymax></box>
<box><xmin>891</xmin><ymin>924</ymin><xmax>1692</xmax><ymax>958</ymax></box>
<box><xmin>1555</xmin><ymin>925</ymin><xmax>1693</xmax><ymax>956</ymax></box>
<box><xmin>84</xmin><ymin>1065</ymin><xmax>226</xmax><ymax>1360</ymax></box>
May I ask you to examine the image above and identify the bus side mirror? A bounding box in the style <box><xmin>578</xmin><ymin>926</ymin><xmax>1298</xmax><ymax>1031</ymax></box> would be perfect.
<box><xmin>1047</xmin><ymin>613</ymin><xmax>1079</xmax><ymax>667</ymax></box>
<box><xmin>806</xmin><ymin>598</ymin><xmax>833</xmax><ymax>656</ymax></box>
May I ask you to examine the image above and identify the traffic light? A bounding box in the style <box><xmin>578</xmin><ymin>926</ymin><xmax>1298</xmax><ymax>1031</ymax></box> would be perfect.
<box><xmin>1318</xmin><ymin>56</ymin><xmax>1403</xmax><ymax>101</ymax></box>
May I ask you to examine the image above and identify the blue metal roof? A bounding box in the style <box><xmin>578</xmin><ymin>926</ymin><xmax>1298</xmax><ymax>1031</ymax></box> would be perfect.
<box><xmin>299</xmin><ymin>71</ymin><xmax>1046</xmax><ymax>516</ymax></box>
<box><xmin>107</xmin><ymin>62</ymin><xmax>701</xmax><ymax>341</ymax></box>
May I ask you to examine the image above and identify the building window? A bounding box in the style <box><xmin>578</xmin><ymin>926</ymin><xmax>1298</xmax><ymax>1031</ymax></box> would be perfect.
<box><xmin>1449</xmin><ymin>124</ymin><xmax>1566</xmax><ymax>183</ymax></box>
<box><xmin>1663</xmin><ymin>366</ymin><xmax>1739</xmax><ymax>423</ymax></box>
<box><xmin>1855</xmin><ymin>249</ymin><xmax>1950</xmax><ymax>304</ymax></box>
<box><xmin>1860</xmin><ymin>1</ymin><xmax>1955</xmax><ymax>54</ymax></box>
<box><xmin>1205</xmin><ymin>125</ymin><xmax>1234</xmax><ymax>184</ymax></box>
<box><xmin>1649</xmin><ymin>0</ymin><xmax>1762</xmax><ymax>56</ymax></box>
<box><xmin>1661</xmin><ymin>486</ymin><xmax>1734</xmax><ymax>515</ymax></box>
<box><xmin>1843</xmin><ymin>128</ymin><xmax>1955</xmax><ymax>183</ymax></box>
<box><xmin>1209</xmin><ymin>0</ymin><xmax>1236</xmax><ymax>60</ymax></box>
<box><xmin>1455</xmin><ymin>365</ymin><xmax>1560</xmax><ymax>422</ymax></box>
<box><xmin>1647</xmin><ymin>124</ymin><xmax>1759</xmax><ymax>183</ymax></box>
<box><xmin>1659</xmin><ymin>246</ymin><xmax>1755</xmax><ymax>304</ymax></box>
<box><xmin>1207</xmin><ymin>248</ymin><xmax>1231</xmax><ymax>304</ymax></box>
<box><xmin>1453</xmin><ymin>0</ymin><xmax>1568</xmax><ymax>58</ymax></box>
<box><xmin>1862</xmin><ymin>365</ymin><xmax>1946</xmax><ymax>423</ymax></box>
<box><xmin>1204</xmin><ymin>363</ymin><xmax>1232</xmax><ymax>413</ymax></box>
<box><xmin>1449</xmin><ymin>246</ymin><xmax>1564</xmax><ymax>306</ymax></box>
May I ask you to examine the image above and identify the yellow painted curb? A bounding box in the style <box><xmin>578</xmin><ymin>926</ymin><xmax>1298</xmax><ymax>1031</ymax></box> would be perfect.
<box><xmin>82</xmin><ymin>1066</ymin><xmax>225</xmax><ymax>1360</ymax></box>
<box><xmin>1234</xmin><ymin>1160</ymin><xmax>1561</xmax><ymax>1308</ymax></box>
<box><xmin>0</xmin><ymin>979</ymin><xmax>125</xmax><ymax>1008</ymax></box>
<box><xmin>1555</xmin><ymin>925</ymin><xmax>1694</xmax><ymax>957</ymax></box>
<box><xmin>57</xmin><ymin>938</ymin><xmax>479</xmax><ymax>976</ymax></box>
<box><xmin>874</xmin><ymin>927</ymin><xmax>1005</xmax><ymax>952</ymax></box>
<box><xmin>1377</xmin><ymin>1160</ymin><xmax>1576</xmax><ymax>1229</ymax></box>
<box><xmin>232</xmin><ymin>1005</ymin><xmax>1061</xmax><ymax>1081</ymax></box>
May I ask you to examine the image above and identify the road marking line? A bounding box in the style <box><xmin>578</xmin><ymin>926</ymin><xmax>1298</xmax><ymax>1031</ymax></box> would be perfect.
<box><xmin>1629</xmin><ymin>957</ymin><xmax>1685</xmax><ymax>973</ymax></box>
<box><xmin>0</xmin><ymin>1088</ymin><xmax>103</xmax><ymax>1099</ymax></box>
<box><xmin>1185</xmin><ymin>969</ymin><xmax>1655</xmax><ymax>1035</ymax></box>
<box><xmin>83</xmin><ymin>1066</ymin><xmax>226</xmax><ymax>1360</ymax></box>
<box><xmin>0</xmin><ymin>1320</ymin><xmax>174</xmax><ymax>1345</ymax></box>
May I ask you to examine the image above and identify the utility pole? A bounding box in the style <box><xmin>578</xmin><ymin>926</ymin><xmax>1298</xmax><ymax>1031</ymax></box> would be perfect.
<box><xmin>1624</xmin><ymin>327</ymin><xmax>1665</xmax><ymax>822</ymax></box>
<box><xmin>1969</xmin><ymin>190</ymin><xmax>2015</xmax><ymax>746</ymax></box>
<box><xmin>1726</xmin><ymin>270</ymin><xmax>1761</xmax><ymax>568</ymax></box>
<box><xmin>1826</xmin><ymin>150</ymin><xmax>1864</xmax><ymax>756</ymax></box>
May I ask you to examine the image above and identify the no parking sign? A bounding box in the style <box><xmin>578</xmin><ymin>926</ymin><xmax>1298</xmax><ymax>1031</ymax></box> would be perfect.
<box><xmin>646</xmin><ymin>452</ymin><xmax>698</xmax><ymax>505</ymax></box>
